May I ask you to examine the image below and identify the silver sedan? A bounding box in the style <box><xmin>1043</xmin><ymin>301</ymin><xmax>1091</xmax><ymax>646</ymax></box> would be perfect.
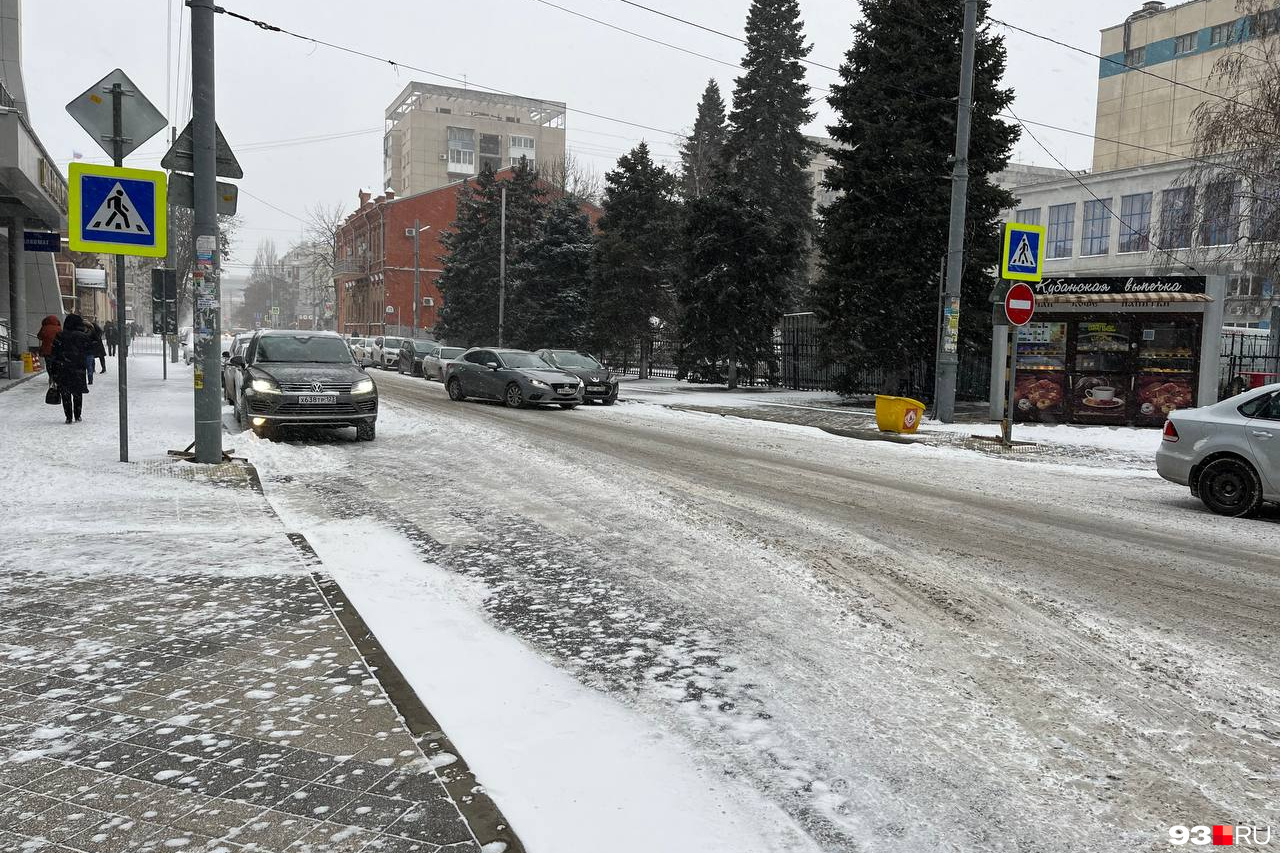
<box><xmin>1157</xmin><ymin>383</ymin><xmax>1280</xmax><ymax>516</ymax></box>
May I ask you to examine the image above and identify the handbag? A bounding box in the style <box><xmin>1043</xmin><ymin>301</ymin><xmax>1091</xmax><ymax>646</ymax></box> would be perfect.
<box><xmin>45</xmin><ymin>382</ymin><xmax>61</xmax><ymax>405</ymax></box>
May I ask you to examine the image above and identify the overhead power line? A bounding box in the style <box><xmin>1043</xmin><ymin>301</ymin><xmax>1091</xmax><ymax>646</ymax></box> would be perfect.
<box><xmin>989</xmin><ymin>17</ymin><xmax>1260</xmax><ymax>116</ymax></box>
<box><xmin>529</xmin><ymin>0</ymin><xmax>741</xmax><ymax>71</ymax></box>
<box><xmin>1006</xmin><ymin>106</ymin><xmax>1200</xmax><ymax>275</ymax></box>
<box><xmin>215</xmin><ymin>5</ymin><xmax>683</xmax><ymax>139</ymax></box>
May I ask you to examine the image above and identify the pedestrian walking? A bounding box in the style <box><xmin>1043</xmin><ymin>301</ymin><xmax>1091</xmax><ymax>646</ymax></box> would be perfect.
<box><xmin>37</xmin><ymin>315</ymin><xmax>61</xmax><ymax>384</ymax></box>
<box><xmin>87</xmin><ymin>321</ymin><xmax>107</xmax><ymax>383</ymax></box>
<box><xmin>103</xmin><ymin>320</ymin><xmax>117</xmax><ymax>357</ymax></box>
<box><xmin>50</xmin><ymin>314</ymin><xmax>90</xmax><ymax>424</ymax></box>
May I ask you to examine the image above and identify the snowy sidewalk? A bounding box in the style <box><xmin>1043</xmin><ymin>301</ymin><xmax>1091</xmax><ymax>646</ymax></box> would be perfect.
<box><xmin>0</xmin><ymin>355</ymin><xmax>490</xmax><ymax>853</ymax></box>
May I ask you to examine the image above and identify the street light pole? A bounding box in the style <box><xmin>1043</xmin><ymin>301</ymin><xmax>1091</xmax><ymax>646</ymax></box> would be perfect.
<box><xmin>934</xmin><ymin>0</ymin><xmax>979</xmax><ymax>424</ymax></box>
<box><xmin>498</xmin><ymin>185</ymin><xmax>507</xmax><ymax>347</ymax></box>
<box><xmin>412</xmin><ymin>218</ymin><xmax>420</xmax><ymax>336</ymax></box>
<box><xmin>110</xmin><ymin>81</ymin><xmax>130</xmax><ymax>463</ymax></box>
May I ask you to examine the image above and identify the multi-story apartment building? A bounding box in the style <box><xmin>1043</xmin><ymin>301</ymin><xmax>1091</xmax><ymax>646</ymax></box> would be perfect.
<box><xmin>1094</xmin><ymin>0</ymin><xmax>1269</xmax><ymax>171</ymax></box>
<box><xmin>384</xmin><ymin>83</ymin><xmax>567</xmax><ymax>196</ymax></box>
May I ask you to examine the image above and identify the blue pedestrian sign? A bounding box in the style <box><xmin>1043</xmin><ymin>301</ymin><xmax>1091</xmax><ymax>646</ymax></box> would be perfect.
<box><xmin>1000</xmin><ymin>221</ymin><xmax>1046</xmax><ymax>283</ymax></box>
<box><xmin>68</xmin><ymin>163</ymin><xmax>167</xmax><ymax>258</ymax></box>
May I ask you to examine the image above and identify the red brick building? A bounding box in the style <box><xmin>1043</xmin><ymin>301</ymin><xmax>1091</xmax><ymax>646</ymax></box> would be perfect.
<box><xmin>334</xmin><ymin>168</ymin><xmax>601</xmax><ymax>337</ymax></box>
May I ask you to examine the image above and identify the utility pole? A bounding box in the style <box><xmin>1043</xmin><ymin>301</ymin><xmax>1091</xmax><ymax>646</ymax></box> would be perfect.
<box><xmin>412</xmin><ymin>218</ymin><xmax>420</xmax><ymax>336</ymax></box>
<box><xmin>934</xmin><ymin>0</ymin><xmax>979</xmax><ymax>424</ymax></box>
<box><xmin>190</xmin><ymin>0</ymin><xmax>222</xmax><ymax>463</ymax></box>
<box><xmin>110</xmin><ymin>81</ymin><xmax>131</xmax><ymax>462</ymax></box>
<box><xmin>497</xmin><ymin>185</ymin><xmax>507</xmax><ymax>347</ymax></box>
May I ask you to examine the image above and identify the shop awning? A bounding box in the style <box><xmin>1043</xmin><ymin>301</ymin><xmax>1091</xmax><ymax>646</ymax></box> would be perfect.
<box><xmin>1038</xmin><ymin>292</ymin><xmax>1213</xmax><ymax>306</ymax></box>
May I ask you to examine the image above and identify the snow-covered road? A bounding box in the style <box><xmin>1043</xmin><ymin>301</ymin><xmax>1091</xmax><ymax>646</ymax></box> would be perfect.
<box><xmin>241</xmin><ymin>370</ymin><xmax>1280</xmax><ymax>853</ymax></box>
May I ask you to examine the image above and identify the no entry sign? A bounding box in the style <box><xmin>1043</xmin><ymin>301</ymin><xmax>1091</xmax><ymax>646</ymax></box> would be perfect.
<box><xmin>1004</xmin><ymin>282</ymin><xmax>1037</xmax><ymax>327</ymax></box>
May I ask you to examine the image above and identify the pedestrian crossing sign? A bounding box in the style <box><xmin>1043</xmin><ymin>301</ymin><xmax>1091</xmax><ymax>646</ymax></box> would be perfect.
<box><xmin>1001</xmin><ymin>221</ymin><xmax>1045</xmax><ymax>283</ymax></box>
<box><xmin>68</xmin><ymin>163</ymin><xmax>167</xmax><ymax>257</ymax></box>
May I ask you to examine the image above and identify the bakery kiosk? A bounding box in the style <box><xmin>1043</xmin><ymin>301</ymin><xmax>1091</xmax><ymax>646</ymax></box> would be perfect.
<box><xmin>996</xmin><ymin>275</ymin><xmax>1225</xmax><ymax>427</ymax></box>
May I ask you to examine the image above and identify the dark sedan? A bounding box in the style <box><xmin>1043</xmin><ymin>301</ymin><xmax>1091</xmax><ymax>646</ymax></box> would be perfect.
<box><xmin>534</xmin><ymin>349</ymin><xmax>618</xmax><ymax>405</ymax></box>
<box><xmin>396</xmin><ymin>339</ymin><xmax>438</xmax><ymax>376</ymax></box>
<box><xmin>226</xmin><ymin>330</ymin><xmax>378</xmax><ymax>440</ymax></box>
<box><xmin>444</xmin><ymin>348</ymin><xmax>583</xmax><ymax>409</ymax></box>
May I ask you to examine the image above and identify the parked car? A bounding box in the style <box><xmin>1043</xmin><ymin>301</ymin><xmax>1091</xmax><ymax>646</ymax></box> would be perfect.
<box><xmin>396</xmin><ymin>339</ymin><xmax>439</xmax><ymax>376</ymax></box>
<box><xmin>348</xmin><ymin>337</ymin><xmax>373</xmax><ymax>367</ymax></box>
<box><xmin>1157</xmin><ymin>383</ymin><xmax>1280</xmax><ymax>516</ymax></box>
<box><xmin>421</xmin><ymin>345</ymin><xmax>465</xmax><ymax>381</ymax></box>
<box><xmin>221</xmin><ymin>333</ymin><xmax>252</xmax><ymax>405</ymax></box>
<box><xmin>226</xmin><ymin>329</ymin><xmax>378</xmax><ymax>440</ymax></box>
<box><xmin>370</xmin><ymin>336</ymin><xmax>406</xmax><ymax>370</ymax></box>
<box><xmin>444</xmin><ymin>348</ymin><xmax>583</xmax><ymax>409</ymax></box>
<box><xmin>534</xmin><ymin>349</ymin><xmax>618</xmax><ymax>405</ymax></box>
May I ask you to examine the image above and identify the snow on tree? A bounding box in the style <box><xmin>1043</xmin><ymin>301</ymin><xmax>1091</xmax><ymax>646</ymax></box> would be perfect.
<box><xmin>679</xmin><ymin>80</ymin><xmax>729</xmax><ymax>201</ymax></box>
<box><xmin>676</xmin><ymin>0</ymin><xmax>814</xmax><ymax>387</ymax></box>
<box><xmin>814</xmin><ymin>0</ymin><xmax>1017</xmax><ymax>391</ymax></box>
<box><xmin>435</xmin><ymin>161</ymin><xmax>548</xmax><ymax>347</ymax></box>
<box><xmin>505</xmin><ymin>197</ymin><xmax>595</xmax><ymax>350</ymax></box>
<box><xmin>591</xmin><ymin>142</ymin><xmax>682</xmax><ymax>372</ymax></box>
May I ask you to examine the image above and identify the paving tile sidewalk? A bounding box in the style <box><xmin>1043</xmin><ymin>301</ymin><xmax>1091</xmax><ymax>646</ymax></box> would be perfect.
<box><xmin>0</xmin><ymin>356</ymin><xmax>485</xmax><ymax>853</ymax></box>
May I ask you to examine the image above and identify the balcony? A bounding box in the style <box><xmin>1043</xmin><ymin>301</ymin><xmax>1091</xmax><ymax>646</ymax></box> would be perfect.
<box><xmin>334</xmin><ymin>256</ymin><xmax>370</xmax><ymax>278</ymax></box>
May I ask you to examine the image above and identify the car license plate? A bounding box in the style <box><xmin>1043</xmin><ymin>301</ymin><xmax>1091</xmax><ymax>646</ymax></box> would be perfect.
<box><xmin>297</xmin><ymin>394</ymin><xmax>337</xmax><ymax>405</ymax></box>
<box><xmin>588</xmin><ymin>385</ymin><xmax>605</xmax><ymax>392</ymax></box>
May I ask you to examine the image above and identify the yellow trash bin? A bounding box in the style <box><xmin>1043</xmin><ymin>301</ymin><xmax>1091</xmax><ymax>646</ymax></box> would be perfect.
<box><xmin>874</xmin><ymin>395</ymin><xmax>926</xmax><ymax>434</ymax></box>
<box><xmin>20</xmin><ymin>352</ymin><xmax>34</xmax><ymax>373</ymax></box>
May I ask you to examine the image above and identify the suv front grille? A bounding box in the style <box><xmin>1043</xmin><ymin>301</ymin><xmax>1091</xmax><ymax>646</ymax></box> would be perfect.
<box><xmin>279</xmin><ymin>382</ymin><xmax>353</xmax><ymax>393</ymax></box>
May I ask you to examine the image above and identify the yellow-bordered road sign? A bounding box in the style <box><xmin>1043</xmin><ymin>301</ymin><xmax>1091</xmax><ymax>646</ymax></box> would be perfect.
<box><xmin>1001</xmin><ymin>221</ymin><xmax>1046</xmax><ymax>283</ymax></box>
<box><xmin>68</xmin><ymin>163</ymin><xmax>167</xmax><ymax>257</ymax></box>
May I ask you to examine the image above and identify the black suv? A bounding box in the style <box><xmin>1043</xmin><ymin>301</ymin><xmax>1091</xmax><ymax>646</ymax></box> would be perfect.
<box><xmin>226</xmin><ymin>330</ymin><xmax>378</xmax><ymax>440</ymax></box>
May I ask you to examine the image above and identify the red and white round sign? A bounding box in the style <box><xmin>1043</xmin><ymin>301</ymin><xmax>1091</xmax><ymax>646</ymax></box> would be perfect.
<box><xmin>1004</xmin><ymin>282</ymin><xmax>1037</xmax><ymax>326</ymax></box>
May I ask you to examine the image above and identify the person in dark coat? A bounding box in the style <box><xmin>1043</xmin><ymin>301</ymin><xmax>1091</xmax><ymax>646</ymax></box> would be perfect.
<box><xmin>50</xmin><ymin>314</ymin><xmax>90</xmax><ymax>423</ymax></box>
<box><xmin>37</xmin><ymin>315</ymin><xmax>61</xmax><ymax>384</ymax></box>
<box><xmin>103</xmin><ymin>320</ymin><xmax>117</xmax><ymax>357</ymax></box>
<box><xmin>87</xmin><ymin>321</ymin><xmax>107</xmax><ymax>379</ymax></box>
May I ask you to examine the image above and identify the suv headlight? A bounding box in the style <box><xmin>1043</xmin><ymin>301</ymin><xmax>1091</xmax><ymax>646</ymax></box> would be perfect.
<box><xmin>529</xmin><ymin>379</ymin><xmax>551</xmax><ymax>389</ymax></box>
<box><xmin>250</xmin><ymin>378</ymin><xmax>280</xmax><ymax>394</ymax></box>
<box><xmin>352</xmin><ymin>378</ymin><xmax>375</xmax><ymax>394</ymax></box>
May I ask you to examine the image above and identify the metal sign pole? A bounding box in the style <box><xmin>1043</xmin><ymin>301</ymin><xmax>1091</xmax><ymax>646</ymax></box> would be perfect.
<box><xmin>111</xmin><ymin>82</ymin><xmax>130</xmax><ymax>463</ymax></box>
<box><xmin>190</xmin><ymin>0</ymin><xmax>222</xmax><ymax>463</ymax></box>
<box><xmin>1003</xmin><ymin>320</ymin><xmax>1017</xmax><ymax>446</ymax></box>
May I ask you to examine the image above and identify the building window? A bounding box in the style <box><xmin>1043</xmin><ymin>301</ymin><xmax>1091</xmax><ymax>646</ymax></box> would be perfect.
<box><xmin>1174</xmin><ymin>32</ymin><xmax>1197</xmax><ymax>55</ymax></box>
<box><xmin>1161</xmin><ymin>187</ymin><xmax>1195</xmax><ymax>248</ymax></box>
<box><xmin>511</xmin><ymin>135</ymin><xmax>535</xmax><ymax>150</ymax></box>
<box><xmin>1015</xmin><ymin>208</ymin><xmax>1041</xmax><ymax>226</ymax></box>
<box><xmin>446</xmin><ymin>126</ymin><xmax>476</xmax><ymax>174</ymax></box>
<box><xmin>478</xmin><ymin>133</ymin><xmax>503</xmax><ymax>173</ymax></box>
<box><xmin>1081</xmin><ymin>200</ymin><xmax>1112</xmax><ymax>256</ymax></box>
<box><xmin>1125</xmin><ymin>46</ymin><xmax>1146</xmax><ymax>66</ymax></box>
<box><xmin>1228</xmin><ymin>275</ymin><xmax>1260</xmax><ymax>297</ymax></box>
<box><xmin>1210</xmin><ymin>23</ymin><xmax>1232</xmax><ymax>45</ymax></box>
<box><xmin>435</xmin><ymin>107</ymin><xmax>452</xmax><ymax>114</ymax></box>
<box><xmin>1118</xmin><ymin>193</ymin><xmax>1152</xmax><ymax>253</ymax></box>
<box><xmin>1047</xmin><ymin>203</ymin><xmax>1075</xmax><ymax>259</ymax></box>
<box><xmin>1254</xmin><ymin>9</ymin><xmax>1280</xmax><ymax>36</ymax></box>
<box><xmin>1252</xmin><ymin>180</ymin><xmax>1280</xmax><ymax>242</ymax></box>
<box><xmin>1200</xmin><ymin>180</ymin><xmax>1240</xmax><ymax>246</ymax></box>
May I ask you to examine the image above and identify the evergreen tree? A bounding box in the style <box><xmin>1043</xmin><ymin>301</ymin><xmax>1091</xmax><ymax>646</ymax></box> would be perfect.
<box><xmin>435</xmin><ymin>162</ymin><xmax>547</xmax><ymax>346</ymax></box>
<box><xmin>591</xmin><ymin>142</ymin><xmax>682</xmax><ymax>369</ymax></box>
<box><xmin>679</xmin><ymin>80</ymin><xmax>728</xmax><ymax>200</ymax></box>
<box><xmin>676</xmin><ymin>0</ymin><xmax>814</xmax><ymax>386</ymax></box>
<box><xmin>723</xmin><ymin>0</ymin><xmax>815</xmax><ymax>295</ymax></box>
<box><xmin>679</xmin><ymin>183</ymin><xmax>789</xmax><ymax>387</ymax></box>
<box><xmin>815</xmin><ymin>0</ymin><xmax>1017</xmax><ymax>390</ymax></box>
<box><xmin>505</xmin><ymin>197</ymin><xmax>594</xmax><ymax>350</ymax></box>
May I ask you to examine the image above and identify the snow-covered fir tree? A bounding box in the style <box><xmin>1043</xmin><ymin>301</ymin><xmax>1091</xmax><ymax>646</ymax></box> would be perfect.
<box><xmin>814</xmin><ymin>0</ymin><xmax>1017</xmax><ymax>390</ymax></box>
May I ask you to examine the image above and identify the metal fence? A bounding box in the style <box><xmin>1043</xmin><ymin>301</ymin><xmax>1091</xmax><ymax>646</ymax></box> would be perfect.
<box><xmin>1220</xmin><ymin>331</ymin><xmax>1280</xmax><ymax>396</ymax></box>
<box><xmin>604</xmin><ymin>320</ymin><xmax>991</xmax><ymax>402</ymax></box>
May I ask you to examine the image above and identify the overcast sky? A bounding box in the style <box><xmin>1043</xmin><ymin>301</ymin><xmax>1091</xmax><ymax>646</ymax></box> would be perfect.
<box><xmin>24</xmin><ymin>0</ymin><xmax>1123</xmax><ymax>268</ymax></box>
